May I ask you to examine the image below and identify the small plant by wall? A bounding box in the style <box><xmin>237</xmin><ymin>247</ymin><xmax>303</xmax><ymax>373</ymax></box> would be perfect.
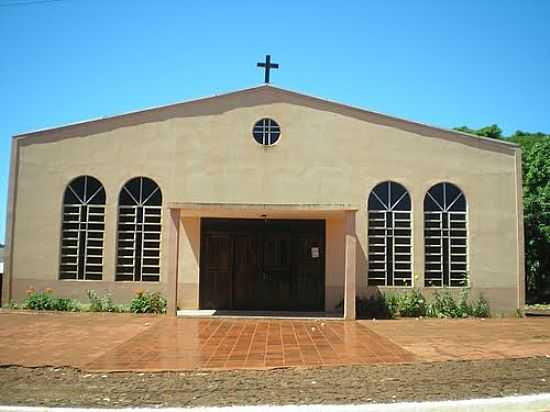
<box><xmin>86</xmin><ymin>290</ymin><xmax>124</xmax><ymax>313</ymax></box>
<box><xmin>23</xmin><ymin>288</ymin><xmax>79</xmax><ymax>312</ymax></box>
<box><xmin>347</xmin><ymin>288</ymin><xmax>491</xmax><ymax>319</ymax></box>
<box><xmin>8</xmin><ymin>287</ymin><xmax>168</xmax><ymax>314</ymax></box>
<box><xmin>129</xmin><ymin>290</ymin><xmax>167</xmax><ymax>314</ymax></box>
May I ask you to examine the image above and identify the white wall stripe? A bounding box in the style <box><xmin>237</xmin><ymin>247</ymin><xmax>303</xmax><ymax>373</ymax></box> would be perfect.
<box><xmin>1</xmin><ymin>393</ymin><xmax>550</xmax><ymax>412</ymax></box>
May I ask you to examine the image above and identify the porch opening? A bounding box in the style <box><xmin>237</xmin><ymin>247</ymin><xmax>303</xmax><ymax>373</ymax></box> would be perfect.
<box><xmin>199</xmin><ymin>218</ymin><xmax>325</xmax><ymax>311</ymax></box>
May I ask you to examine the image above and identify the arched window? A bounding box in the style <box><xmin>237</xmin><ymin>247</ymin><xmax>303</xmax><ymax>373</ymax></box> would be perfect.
<box><xmin>116</xmin><ymin>177</ymin><xmax>162</xmax><ymax>282</ymax></box>
<box><xmin>59</xmin><ymin>176</ymin><xmax>105</xmax><ymax>280</ymax></box>
<box><xmin>367</xmin><ymin>181</ymin><xmax>412</xmax><ymax>287</ymax></box>
<box><xmin>424</xmin><ymin>182</ymin><xmax>468</xmax><ymax>287</ymax></box>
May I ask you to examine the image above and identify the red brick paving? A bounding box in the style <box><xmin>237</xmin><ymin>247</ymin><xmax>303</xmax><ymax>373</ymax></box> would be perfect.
<box><xmin>2</xmin><ymin>312</ymin><xmax>550</xmax><ymax>371</ymax></box>
<box><xmin>0</xmin><ymin>312</ymin><xmax>413</xmax><ymax>371</ymax></box>
<box><xmin>86</xmin><ymin>317</ymin><xmax>414</xmax><ymax>371</ymax></box>
<box><xmin>364</xmin><ymin>318</ymin><xmax>550</xmax><ymax>362</ymax></box>
<box><xmin>0</xmin><ymin>311</ymin><xmax>157</xmax><ymax>368</ymax></box>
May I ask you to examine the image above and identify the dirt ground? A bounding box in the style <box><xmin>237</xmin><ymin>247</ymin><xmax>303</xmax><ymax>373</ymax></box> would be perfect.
<box><xmin>2</xmin><ymin>357</ymin><xmax>550</xmax><ymax>407</ymax></box>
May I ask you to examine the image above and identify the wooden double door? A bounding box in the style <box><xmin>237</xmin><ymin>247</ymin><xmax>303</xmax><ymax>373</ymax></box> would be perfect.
<box><xmin>200</xmin><ymin>218</ymin><xmax>325</xmax><ymax>311</ymax></box>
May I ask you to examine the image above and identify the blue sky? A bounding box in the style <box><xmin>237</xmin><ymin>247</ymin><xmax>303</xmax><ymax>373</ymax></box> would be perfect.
<box><xmin>0</xmin><ymin>0</ymin><xmax>549</xmax><ymax>242</ymax></box>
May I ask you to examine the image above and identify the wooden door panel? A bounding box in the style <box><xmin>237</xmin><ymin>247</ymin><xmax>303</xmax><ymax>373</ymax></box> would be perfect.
<box><xmin>199</xmin><ymin>233</ymin><xmax>233</xmax><ymax>309</ymax></box>
<box><xmin>261</xmin><ymin>232</ymin><xmax>292</xmax><ymax>310</ymax></box>
<box><xmin>293</xmin><ymin>236</ymin><xmax>324</xmax><ymax>310</ymax></box>
<box><xmin>233</xmin><ymin>234</ymin><xmax>260</xmax><ymax>309</ymax></box>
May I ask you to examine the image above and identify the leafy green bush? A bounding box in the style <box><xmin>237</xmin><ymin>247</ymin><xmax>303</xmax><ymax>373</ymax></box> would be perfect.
<box><xmin>54</xmin><ymin>297</ymin><xmax>79</xmax><ymax>312</ymax></box>
<box><xmin>473</xmin><ymin>294</ymin><xmax>490</xmax><ymax>318</ymax></box>
<box><xmin>458</xmin><ymin>288</ymin><xmax>473</xmax><ymax>316</ymax></box>
<box><xmin>426</xmin><ymin>290</ymin><xmax>490</xmax><ymax>318</ymax></box>
<box><xmin>129</xmin><ymin>291</ymin><xmax>166</xmax><ymax>314</ymax></box>
<box><xmin>427</xmin><ymin>291</ymin><xmax>460</xmax><ymax>318</ymax></box>
<box><xmin>336</xmin><ymin>294</ymin><xmax>397</xmax><ymax>319</ymax></box>
<box><xmin>86</xmin><ymin>290</ymin><xmax>120</xmax><ymax>312</ymax></box>
<box><xmin>23</xmin><ymin>289</ymin><xmax>56</xmax><ymax>310</ymax></box>
<box><xmin>385</xmin><ymin>293</ymin><xmax>400</xmax><ymax>317</ymax></box>
<box><xmin>398</xmin><ymin>289</ymin><xmax>426</xmax><ymax>317</ymax></box>
<box><xmin>23</xmin><ymin>288</ymin><xmax>79</xmax><ymax>312</ymax></box>
<box><xmin>344</xmin><ymin>288</ymin><xmax>490</xmax><ymax>319</ymax></box>
<box><xmin>358</xmin><ymin>294</ymin><xmax>396</xmax><ymax>319</ymax></box>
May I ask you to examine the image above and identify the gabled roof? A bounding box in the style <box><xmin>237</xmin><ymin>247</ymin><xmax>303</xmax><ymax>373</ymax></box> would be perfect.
<box><xmin>13</xmin><ymin>84</ymin><xmax>519</xmax><ymax>150</ymax></box>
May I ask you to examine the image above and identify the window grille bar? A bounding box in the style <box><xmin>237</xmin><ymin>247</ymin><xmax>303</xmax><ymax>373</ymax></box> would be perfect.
<box><xmin>60</xmin><ymin>177</ymin><xmax>105</xmax><ymax>281</ymax></box>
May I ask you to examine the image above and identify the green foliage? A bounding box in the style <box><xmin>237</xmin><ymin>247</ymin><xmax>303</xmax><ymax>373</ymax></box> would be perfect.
<box><xmin>86</xmin><ymin>290</ymin><xmax>121</xmax><ymax>312</ymax></box>
<box><xmin>428</xmin><ymin>291</ymin><xmax>457</xmax><ymax>318</ymax></box>
<box><xmin>336</xmin><ymin>293</ymin><xmax>398</xmax><ymax>319</ymax></box>
<box><xmin>385</xmin><ymin>293</ymin><xmax>400</xmax><ymax>317</ymax></box>
<box><xmin>458</xmin><ymin>288</ymin><xmax>473</xmax><ymax>316</ymax></box>
<box><xmin>472</xmin><ymin>294</ymin><xmax>490</xmax><ymax>318</ymax></box>
<box><xmin>455</xmin><ymin>125</ymin><xmax>550</xmax><ymax>303</ymax></box>
<box><xmin>23</xmin><ymin>288</ymin><xmax>79</xmax><ymax>312</ymax></box>
<box><xmin>358</xmin><ymin>294</ymin><xmax>396</xmax><ymax>319</ymax></box>
<box><xmin>129</xmin><ymin>290</ymin><xmax>167</xmax><ymax>314</ymax></box>
<box><xmin>350</xmin><ymin>288</ymin><xmax>490</xmax><ymax>319</ymax></box>
<box><xmin>454</xmin><ymin>124</ymin><xmax>502</xmax><ymax>139</ymax></box>
<box><xmin>397</xmin><ymin>289</ymin><xmax>427</xmax><ymax>317</ymax></box>
<box><xmin>521</xmin><ymin>139</ymin><xmax>550</xmax><ymax>302</ymax></box>
<box><xmin>427</xmin><ymin>290</ymin><xmax>466</xmax><ymax>318</ymax></box>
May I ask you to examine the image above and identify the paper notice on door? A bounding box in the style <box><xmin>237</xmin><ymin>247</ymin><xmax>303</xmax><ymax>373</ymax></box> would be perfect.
<box><xmin>311</xmin><ymin>247</ymin><xmax>320</xmax><ymax>258</ymax></box>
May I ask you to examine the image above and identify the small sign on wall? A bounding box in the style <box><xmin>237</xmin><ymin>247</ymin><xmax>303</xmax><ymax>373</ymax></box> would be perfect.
<box><xmin>311</xmin><ymin>247</ymin><xmax>320</xmax><ymax>258</ymax></box>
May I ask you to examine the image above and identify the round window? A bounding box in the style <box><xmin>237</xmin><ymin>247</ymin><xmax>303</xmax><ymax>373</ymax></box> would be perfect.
<box><xmin>252</xmin><ymin>118</ymin><xmax>281</xmax><ymax>146</ymax></box>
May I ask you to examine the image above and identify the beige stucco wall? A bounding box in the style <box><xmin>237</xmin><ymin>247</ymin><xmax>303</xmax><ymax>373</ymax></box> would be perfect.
<box><xmin>3</xmin><ymin>86</ymin><xmax>523</xmax><ymax>314</ymax></box>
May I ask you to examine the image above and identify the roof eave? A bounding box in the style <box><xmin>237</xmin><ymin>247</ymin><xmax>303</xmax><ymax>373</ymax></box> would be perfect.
<box><xmin>12</xmin><ymin>83</ymin><xmax>520</xmax><ymax>150</ymax></box>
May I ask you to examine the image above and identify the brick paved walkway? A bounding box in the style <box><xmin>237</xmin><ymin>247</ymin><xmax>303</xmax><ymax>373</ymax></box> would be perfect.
<box><xmin>0</xmin><ymin>312</ymin><xmax>412</xmax><ymax>371</ymax></box>
<box><xmin>364</xmin><ymin>318</ymin><xmax>550</xmax><ymax>361</ymax></box>
<box><xmin>87</xmin><ymin>317</ymin><xmax>413</xmax><ymax>371</ymax></box>
<box><xmin>1</xmin><ymin>312</ymin><xmax>549</xmax><ymax>371</ymax></box>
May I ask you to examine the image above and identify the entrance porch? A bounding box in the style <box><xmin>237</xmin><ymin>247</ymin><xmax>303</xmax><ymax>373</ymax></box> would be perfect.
<box><xmin>165</xmin><ymin>203</ymin><xmax>358</xmax><ymax>320</ymax></box>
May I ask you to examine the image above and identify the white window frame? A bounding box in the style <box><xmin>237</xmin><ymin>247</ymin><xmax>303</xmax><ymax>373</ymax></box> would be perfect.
<box><xmin>59</xmin><ymin>176</ymin><xmax>105</xmax><ymax>281</ymax></box>
<box><xmin>115</xmin><ymin>177</ymin><xmax>162</xmax><ymax>282</ymax></box>
<box><xmin>424</xmin><ymin>183</ymin><xmax>468</xmax><ymax>288</ymax></box>
<box><xmin>367</xmin><ymin>181</ymin><xmax>413</xmax><ymax>287</ymax></box>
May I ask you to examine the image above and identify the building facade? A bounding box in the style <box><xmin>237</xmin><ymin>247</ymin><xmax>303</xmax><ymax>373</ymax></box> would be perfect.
<box><xmin>2</xmin><ymin>85</ymin><xmax>525</xmax><ymax>318</ymax></box>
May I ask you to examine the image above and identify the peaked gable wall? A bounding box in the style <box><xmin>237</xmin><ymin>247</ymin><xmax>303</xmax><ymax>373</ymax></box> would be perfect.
<box><xmin>5</xmin><ymin>87</ymin><xmax>523</xmax><ymax>313</ymax></box>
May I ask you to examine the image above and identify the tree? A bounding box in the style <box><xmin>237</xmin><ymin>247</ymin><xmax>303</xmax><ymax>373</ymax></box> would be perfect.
<box><xmin>519</xmin><ymin>138</ymin><xmax>550</xmax><ymax>301</ymax></box>
<box><xmin>454</xmin><ymin>124</ymin><xmax>503</xmax><ymax>139</ymax></box>
<box><xmin>457</xmin><ymin>125</ymin><xmax>550</xmax><ymax>302</ymax></box>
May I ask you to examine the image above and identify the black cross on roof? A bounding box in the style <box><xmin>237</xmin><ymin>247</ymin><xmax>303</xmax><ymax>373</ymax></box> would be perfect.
<box><xmin>257</xmin><ymin>54</ymin><xmax>279</xmax><ymax>84</ymax></box>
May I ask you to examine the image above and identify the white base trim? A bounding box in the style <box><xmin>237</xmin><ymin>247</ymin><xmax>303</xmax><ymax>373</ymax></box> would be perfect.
<box><xmin>176</xmin><ymin>310</ymin><xmax>341</xmax><ymax>320</ymax></box>
<box><xmin>2</xmin><ymin>393</ymin><xmax>550</xmax><ymax>412</ymax></box>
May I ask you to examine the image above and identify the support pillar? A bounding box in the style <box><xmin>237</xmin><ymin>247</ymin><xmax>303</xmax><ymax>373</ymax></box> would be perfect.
<box><xmin>344</xmin><ymin>210</ymin><xmax>357</xmax><ymax>320</ymax></box>
<box><xmin>166</xmin><ymin>208</ymin><xmax>180</xmax><ymax>316</ymax></box>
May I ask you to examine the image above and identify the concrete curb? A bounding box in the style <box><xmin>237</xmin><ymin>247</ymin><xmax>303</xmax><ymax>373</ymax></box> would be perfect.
<box><xmin>2</xmin><ymin>394</ymin><xmax>550</xmax><ymax>412</ymax></box>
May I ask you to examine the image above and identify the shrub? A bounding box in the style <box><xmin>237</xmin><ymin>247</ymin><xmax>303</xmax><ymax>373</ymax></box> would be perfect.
<box><xmin>130</xmin><ymin>291</ymin><xmax>166</xmax><ymax>314</ymax></box>
<box><xmin>426</xmin><ymin>289</ymin><xmax>490</xmax><ymax>318</ymax></box>
<box><xmin>457</xmin><ymin>288</ymin><xmax>473</xmax><ymax>317</ymax></box>
<box><xmin>23</xmin><ymin>289</ymin><xmax>56</xmax><ymax>311</ymax></box>
<box><xmin>339</xmin><ymin>288</ymin><xmax>490</xmax><ymax>319</ymax></box>
<box><xmin>473</xmin><ymin>294</ymin><xmax>490</xmax><ymax>318</ymax></box>
<box><xmin>54</xmin><ymin>297</ymin><xmax>79</xmax><ymax>312</ymax></box>
<box><xmin>336</xmin><ymin>294</ymin><xmax>397</xmax><ymax>319</ymax></box>
<box><xmin>357</xmin><ymin>294</ymin><xmax>396</xmax><ymax>319</ymax></box>
<box><xmin>398</xmin><ymin>289</ymin><xmax>426</xmax><ymax>317</ymax></box>
<box><xmin>385</xmin><ymin>293</ymin><xmax>400</xmax><ymax>317</ymax></box>
<box><xmin>427</xmin><ymin>291</ymin><xmax>460</xmax><ymax>318</ymax></box>
<box><xmin>23</xmin><ymin>288</ymin><xmax>79</xmax><ymax>312</ymax></box>
<box><xmin>86</xmin><ymin>290</ymin><xmax>120</xmax><ymax>312</ymax></box>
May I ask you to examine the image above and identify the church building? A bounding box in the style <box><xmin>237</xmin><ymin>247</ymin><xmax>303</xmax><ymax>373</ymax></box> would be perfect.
<box><xmin>1</xmin><ymin>82</ymin><xmax>524</xmax><ymax>318</ymax></box>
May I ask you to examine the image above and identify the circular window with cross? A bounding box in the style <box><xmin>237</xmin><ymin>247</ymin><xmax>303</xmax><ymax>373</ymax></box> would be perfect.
<box><xmin>252</xmin><ymin>118</ymin><xmax>281</xmax><ymax>146</ymax></box>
